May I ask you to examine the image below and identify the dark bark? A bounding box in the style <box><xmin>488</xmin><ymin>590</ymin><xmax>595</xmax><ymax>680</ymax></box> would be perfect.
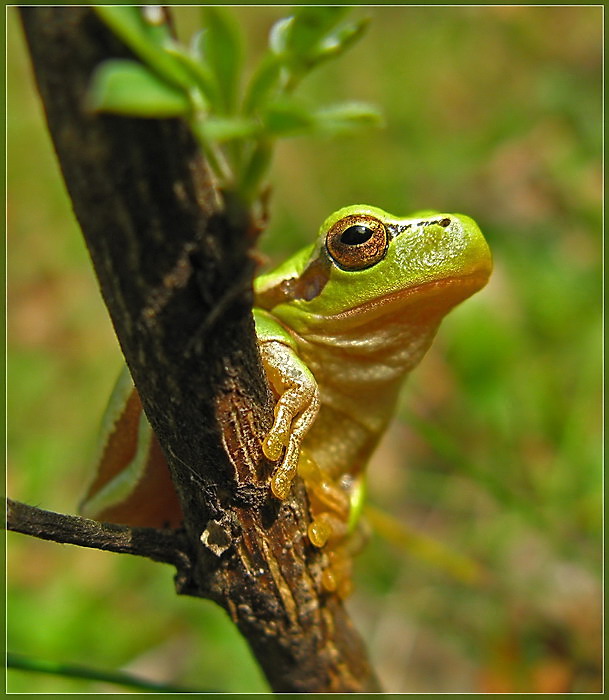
<box><xmin>6</xmin><ymin>499</ymin><xmax>192</xmax><ymax>571</ymax></box>
<box><xmin>14</xmin><ymin>6</ymin><xmax>380</xmax><ymax>693</ymax></box>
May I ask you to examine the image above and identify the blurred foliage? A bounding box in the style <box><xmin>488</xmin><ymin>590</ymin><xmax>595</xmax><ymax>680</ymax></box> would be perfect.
<box><xmin>7</xmin><ymin>5</ymin><xmax>602</xmax><ymax>693</ymax></box>
<box><xmin>89</xmin><ymin>6</ymin><xmax>380</xmax><ymax>204</ymax></box>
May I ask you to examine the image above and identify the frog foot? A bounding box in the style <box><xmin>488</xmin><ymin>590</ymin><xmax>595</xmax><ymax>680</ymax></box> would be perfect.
<box><xmin>259</xmin><ymin>340</ymin><xmax>320</xmax><ymax>500</ymax></box>
<box><xmin>321</xmin><ymin>548</ymin><xmax>354</xmax><ymax>599</ymax></box>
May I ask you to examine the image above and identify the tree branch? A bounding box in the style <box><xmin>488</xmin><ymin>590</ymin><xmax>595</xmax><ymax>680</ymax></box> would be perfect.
<box><xmin>7</xmin><ymin>499</ymin><xmax>191</xmax><ymax>573</ymax></box>
<box><xmin>16</xmin><ymin>6</ymin><xmax>380</xmax><ymax>692</ymax></box>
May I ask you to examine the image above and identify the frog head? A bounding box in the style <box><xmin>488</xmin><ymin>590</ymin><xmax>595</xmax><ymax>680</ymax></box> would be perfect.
<box><xmin>255</xmin><ymin>205</ymin><xmax>492</xmax><ymax>334</ymax></box>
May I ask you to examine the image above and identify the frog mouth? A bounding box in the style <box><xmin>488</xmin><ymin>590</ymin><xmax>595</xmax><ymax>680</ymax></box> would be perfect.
<box><xmin>323</xmin><ymin>269</ymin><xmax>491</xmax><ymax>328</ymax></box>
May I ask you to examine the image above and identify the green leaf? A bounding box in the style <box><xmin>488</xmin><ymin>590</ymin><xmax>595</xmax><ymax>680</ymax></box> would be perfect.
<box><xmin>269</xmin><ymin>17</ymin><xmax>293</xmax><ymax>56</ymax></box>
<box><xmin>200</xmin><ymin>7</ymin><xmax>243</xmax><ymax>113</ymax></box>
<box><xmin>262</xmin><ymin>99</ymin><xmax>383</xmax><ymax>139</ymax></box>
<box><xmin>269</xmin><ymin>9</ymin><xmax>367</xmax><ymax>90</ymax></box>
<box><xmin>138</xmin><ymin>6</ymin><xmax>173</xmax><ymax>48</ymax></box>
<box><xmin>198</xmin><ymin>116</ymin><xmax>259</xmax><ymax>143</ymax></box>
<box><xmin>238</xmin><ymin>141</ymin><xmax>273</xmax><ymax>200</ymax></box>
<box><xmin>94</xmin><ymin>7</ymin><xmax>194</xmax><ymax>91</ymax></box>
<box><xmin>263</xmin><ymin>99</ymin><xmax>315</xmax><ymax>137</ymax></box>
<box><xmin>286</xmin><ymin>7</ymin><xmax>350</xmax><ymax>57</ymax></box>
<box><xmin>312</xmin><ymin>102</ymin><xmax>384</xmax><ymax>135</ymax></box>
<box><xmin>316</xmin><ymin>18</ymin><xmax>370</xmax><ymax>63</ymax></box>
<box><xmin>88</xmin><ymin>60</ymin><xmax>191</xmax><ymax>118</ymax></box>
<box><xmin>243</xmin><ymin>55</ymin><xmax>282</xmax><ymax>115</ymax></box>
<box><xmin>163</xmin><ymin>45</ymin><xmax>218</xmax><ymax>110</ymax></box>
<box><xmin>190</xmin><ymin>29</ymin><xmax>205</xmax><ymax>59</ymax></box>
<box><xmin>95</xmin><ymin>6</ymin><xmax>170</xmax><ymax>48</ymax></box>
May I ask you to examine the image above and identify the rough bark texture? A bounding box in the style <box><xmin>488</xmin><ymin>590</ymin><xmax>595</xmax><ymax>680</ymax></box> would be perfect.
<box><xmin>15</xmin><ymin>6</ymin><xmax>380</xmax><ymax>692</ymax></box>
<box><xmin>7</xmin><ymin>499</ymin><xmax>191</xmax><ymax>571</ymax></box>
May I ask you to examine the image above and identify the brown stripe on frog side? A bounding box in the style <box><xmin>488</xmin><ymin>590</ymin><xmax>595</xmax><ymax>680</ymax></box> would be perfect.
<box><xmin>255</xmin><ymin>254</ymin><xmax>332</xmax><ymax>310</ymax></box>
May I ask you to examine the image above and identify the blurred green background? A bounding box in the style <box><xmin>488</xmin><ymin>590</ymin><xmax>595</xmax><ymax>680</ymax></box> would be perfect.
<box><xmin>7</xmin><ymin>6</ymin><xmax>602</xmax><ymax>693</ymax></box>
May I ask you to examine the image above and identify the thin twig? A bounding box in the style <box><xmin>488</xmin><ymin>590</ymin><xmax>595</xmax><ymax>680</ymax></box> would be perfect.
<box><xmin>6</xmin><ymin>499</ymin><xmax>191</xmax><ymax>571</ymax></box>
<box><xmin>8</xmin><ymin>652</ymin><xmax>203</xmax><ymax>694</ymax></box>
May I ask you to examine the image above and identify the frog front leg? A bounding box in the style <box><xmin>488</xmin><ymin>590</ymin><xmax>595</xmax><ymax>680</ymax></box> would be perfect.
<box><xmin>259</xmin><ymin>339</ymin><xmax>320</xmax><ymax>499</ymax></box>
<box><xmin>255</xmin><ymin>310</ymin><xmax>320</xmax><ymax>500</ymax></box>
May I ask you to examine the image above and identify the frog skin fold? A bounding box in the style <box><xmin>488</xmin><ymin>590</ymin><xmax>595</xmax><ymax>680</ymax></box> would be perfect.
<box><xmin>80</xmin><ymin>205</ymin><xmax>492</xmax><ymax>596</ymax></box>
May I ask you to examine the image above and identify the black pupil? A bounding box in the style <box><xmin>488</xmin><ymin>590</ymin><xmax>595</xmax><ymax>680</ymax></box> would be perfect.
<box><xmin>340</xmin><ymin>225</ymin><xmax>373</xmax><ymax>246</ymax></box>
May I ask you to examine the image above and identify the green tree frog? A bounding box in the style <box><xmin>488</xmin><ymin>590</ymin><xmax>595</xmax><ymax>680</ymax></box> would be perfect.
<box><xmin>81</xmin><ymin>205</ymin><xmax>491</xmax><ymax>595</ymax></box>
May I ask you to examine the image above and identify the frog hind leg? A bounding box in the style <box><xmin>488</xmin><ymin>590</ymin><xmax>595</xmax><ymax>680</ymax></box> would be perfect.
<box><xmin>79</xmin><ymin>386</ymin><xmax>183</xmax><ymax>529</ymax></box>
<box><xmin>298</xmin><ymin>453</ymin><xmax>365</xmax><ymax>597</ymax></box>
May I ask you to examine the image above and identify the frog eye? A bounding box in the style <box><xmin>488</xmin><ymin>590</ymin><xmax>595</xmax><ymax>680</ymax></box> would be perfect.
<box><xmin>325</xmin><ymin>215</ymin><xmax>389</xmax><ymax>271</ymax></box>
